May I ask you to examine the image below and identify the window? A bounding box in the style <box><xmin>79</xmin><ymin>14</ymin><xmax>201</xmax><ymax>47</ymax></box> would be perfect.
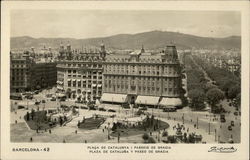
<box><xmin>68</xmin><ymin>81</ymin><xmax>71</xmax><ymax>87</ymax></box>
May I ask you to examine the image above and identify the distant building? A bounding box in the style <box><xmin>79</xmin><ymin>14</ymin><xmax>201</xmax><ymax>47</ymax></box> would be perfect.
<box><xmin>10</xmin><ymin>51</ymin><xmax>57</xmax><ymax>93</ymax></box>
<box><xmin>56</xmin><ymin>43</ymin><xmax>106</xmax><ymax>101</ymax></box>
<box><xmin>101</xmin><ymin>45</ymin><xmax>183</xmax><ymax>107</ymax></box>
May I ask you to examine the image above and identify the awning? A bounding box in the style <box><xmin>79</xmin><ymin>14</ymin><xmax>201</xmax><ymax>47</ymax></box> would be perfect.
<box><xmin>87</xmin><ymin>90</ymin><xmax>91</xmax><ymax>92</ymax></box>
<box><xmin>77</xmin><ymin>79</ymin><xmax>81</xmax><ymax>82</ymax></box>
<box><xmin>92</xmin><ymin>84</ymin><xmax>97</xmax><ymax>87</ymax></box>
<box><xmin>67</xmin><ymin>79</ymin><xmax>71</xmax><ymax>81</ymax></box>
<box><xmin>56</xmin><ymin>93</ymin><xmax>66</xmax><ymax>97</ymax></box>
<box><xmin>72</xmin><ymin>79</ymin><xmax>76</xmax><ymax>81</ymax></box>
<box><xmin>159</xmin><ymin>98</ymin><xmax>182</xmax><ymax>107</ymax></box>
<box><xmin>57</xmin><ymin>81</ymin><xmax>63</xmax><ymax>84</ymax></box>
<box><xmin>101</xmin><ymin>93</ymin><xmax>127</xmax><ymax>103</ymax></box>
<box><xmin>57</xmin><ymin>86</ymin><xmax>63</xmax><ymax>90</ymax></box>
<box><xmin>97</xmin><ymin>84</ymin><xmax>102</xmax><ymax>87</ymax></box>
<box><xmin>135</xmin><ymin>96</ymin><xmax>160</xmax><ymax>105</ymax></box>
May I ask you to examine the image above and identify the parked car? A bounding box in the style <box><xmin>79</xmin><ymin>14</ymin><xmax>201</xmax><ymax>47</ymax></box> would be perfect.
<box><xmin>72</xmin><ymin>106</ymin><xmax>79</xmax><ymax>109</ymax></box>
<box><xmin>26</xmin><ymin>95</ymin><xmax>33</xmax><ymax>99</ymax></box>
<box><xmin>17</xmin><ymin>105</ymin><xmax>25</xmax><ymax>109</ymax></box>
<box><xmin>51</xmin><ymin>97</ymin><xmax>56</xmax><ymax>101</ymax></box>
<box><xmin>89</xmin><ymin>106</ymin><xmax>97</xmax><ymax>110</ymax></box>
<box><xmin>42</xmin><ymin>100</ymin><xmax>46</xmax><ymax>103</ymax></box>
<box><xmin>98</xmin><ymin>108</ymin><xmax>106</xmax><ymax>111</ymax></box>
<box><xmin>34</xmin><ymin>90</ymin><xmax>40</xmax><ymax>94</ymax></box>
<box><xmin>138</xmin><ymin>106</ymin><xmax>147</xmax><ymax>111</ymax></box>
<box><xmin>108</xmin><ymin>109</ymin><xmax>116</xmax><ymax>112</ymax></box>
<box><xmin>234</xmin><ymin>112</ymin><xmax>238</xmax><ymax>116</ymax></box>
<box><xmin>81</xmin><ymin>106</ymin><xmax>88</xmax><ymax>110</ymax></box>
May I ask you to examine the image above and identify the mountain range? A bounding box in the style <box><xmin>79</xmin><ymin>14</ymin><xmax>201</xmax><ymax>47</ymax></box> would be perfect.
<box><xmin>10</xmin><ymin>31</ymin><xmax>241</xmax><ymax>51</ymax></box>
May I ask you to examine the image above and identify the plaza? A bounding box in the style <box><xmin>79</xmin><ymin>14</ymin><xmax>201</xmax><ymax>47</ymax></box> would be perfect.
<box><xmin>10</xmin><ymin>87</ymin><xmax>240</xmax><ymax>144</ymax></box>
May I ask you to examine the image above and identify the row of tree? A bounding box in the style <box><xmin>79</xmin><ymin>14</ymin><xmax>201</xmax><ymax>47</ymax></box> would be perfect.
<box><xmin>184</xmin><ymin>55</ymin><xmax>225</xmax><ymax>112</ymax></box>
<box><xmin>193</xmin><ymin>56</ymin><xmax>241</xmax><ymax>109</ymax></box>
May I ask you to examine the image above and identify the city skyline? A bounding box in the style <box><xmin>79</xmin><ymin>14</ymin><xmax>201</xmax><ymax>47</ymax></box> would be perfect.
<box><xmin>11</xmin><ymin>10</ymin><xmax>241</xmax><ymax>39</ymax></box>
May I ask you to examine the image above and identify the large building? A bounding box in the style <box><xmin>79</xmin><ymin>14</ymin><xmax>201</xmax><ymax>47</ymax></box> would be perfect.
<box><xmin>10</xmin><ymin>51</ymin><xmax>57</xmax><ymax>93</ymax></box>
<box><xmin>101</xmin><ymin>45</ymin><xmax>183</xmax><ymax>107</ymax></box>
<box><xmin>56</xmin><ymin>43</ymin><xmax>106</xmax><ymax>101</ymax></box>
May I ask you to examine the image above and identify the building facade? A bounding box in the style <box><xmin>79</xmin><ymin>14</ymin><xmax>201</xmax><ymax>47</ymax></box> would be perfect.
<box><xmin>101</xmin><ymin>45</ymin><xmax>183</xmax><ymax>106</ymax></box>
<box><xmin>10</xmin><ymin>51</ymin><xmax>57</xmax><ymax>93</ymax></box>
<box><xmin>56</xmin><ymin>43</ymin><xmax>106</xmax><ymax>101</ymax></box>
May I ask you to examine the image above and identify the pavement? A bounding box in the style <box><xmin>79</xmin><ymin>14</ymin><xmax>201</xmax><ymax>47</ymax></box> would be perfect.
<box><xmin>10</xmin><ymin>87</ymin><xmax>241</xmax><ymax>143</ymax></box>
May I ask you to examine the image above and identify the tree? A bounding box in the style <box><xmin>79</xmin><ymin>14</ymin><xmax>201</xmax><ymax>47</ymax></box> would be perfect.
<box><xmin>142</xmin><ymin>133</ymin><xmax>149</xmax><ymax>142</ymax></box>
<box><xmin>188</xmin><ymin>89</ymin><xmax>206</xmax><ymax>110</ymax></box>
<box><xmin>234</xmin><ymin>93</ymin><xmax>241</xmax><ymax>109</ymax></box>
<box><xmin>203</xmin><ymin>83</ymin><xmax>217</xmax><ymax>93</ymax></box>
<box><xmin>206</xmin><ymin>88</ymin><xmax>224</xmax><ymax>112</ymax></box>
<box><xmin>228</xmin><ymin>85</ymin><xmax>241</xmax><ymax>100</ymax></box>
<box><xmin>148</xmin><ymin>137</ymin><xmax>156</xmax><ymax>143</ymax></box>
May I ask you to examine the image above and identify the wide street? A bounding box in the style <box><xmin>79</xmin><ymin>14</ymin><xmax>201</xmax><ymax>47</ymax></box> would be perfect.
<box><xmin>10</xmin><ymin>87</ymin><xmax>240</xmax><ymax>143</ymax></box>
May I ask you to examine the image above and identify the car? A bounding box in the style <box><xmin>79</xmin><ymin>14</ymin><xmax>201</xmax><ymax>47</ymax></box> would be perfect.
<box><xmin>89</xmin><ymin>106</ymin><xmax>97</xmax><ymax>110</ymax></box>
<box><xmin>234</xmin><ymin>112</ymin><xmax>238</xmax><ymax>116</ymax></box>
<box><xmin>72</xmin><ymin>106</ymin><xmax>79</xmax><ymax>109</ymax></box>
<box><xmin>17</xmin><ymin>105</ymin><xmax>25</xmax><ymax>109</ymax></box>
<box><xmin>51</xmin><ymin>97</ymin><xmax>56</xmax><ymax>101</ymax></box>
<box><xmin>26</xmin><ymin>95</ymin><xmax>33</xmax><ymax>99</ymax></box>
<box><xmin>34</xmin><ymin>90</ymin><xmax>40</xmax><ymax>94</ymax></box>
<box><xmin>98</xmin><ymin>108</ymin><xmax>106</xmax><ymax>111</ymax></box>
<box><xmin>35</xmin><ymin>101</ymin><xmax>41</xmax><ymax>105</ymax></box>
<box><xmin>108</xmin><ymin>109</ymin><xmax>116</xmax><ymax>112</ymax></box>
<box><xmin>81</xmin><ymin>106</ymin><xmax>88</xmax><ymax>110</ymax></box>
<box><xmin>220</xmin><ymin>118</ymin><xmax>226</xmax><ymax>123</ymax></box>
<box><xmin>138</xmin><ymin>107</ymin><xmax>147</xmax><ymax>111</ymax></box>
<box><xmin>231</xmin><ymin>121</ymin><xmax>234</xmax><ymax>126</ymax></box>
<box><xmin>42</xmin><ymin>100</ymin><xmax>46</xmax><ymax>103</ymax></box>
<box><xmin>228</xmin><ymin>125</ymin><xmax>232</xmax><ymax>131</ymax></box>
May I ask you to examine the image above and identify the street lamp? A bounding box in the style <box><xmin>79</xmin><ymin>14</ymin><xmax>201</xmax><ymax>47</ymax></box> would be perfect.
<box><xmin>107</xmin><ymin>122</ymin><xmax>110</xmax><ymax>140</ymax></box>
<box><xmin>196</xmin><ymin>117</ymin><xmax>199</xmax><ymax>129</ymax></box>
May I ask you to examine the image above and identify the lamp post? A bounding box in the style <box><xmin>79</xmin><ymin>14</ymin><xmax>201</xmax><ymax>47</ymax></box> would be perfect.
<box><xmin>208</xmin><ymin>122</ymin><xmax>210</xmax><ymax>135</ymax></box>
<box><xmin>107</xmin><ymin>122</ymin><xmax>110</xmax><ymax>140</ymax></box>
<box><xmin>182</xmin><ymin>113</ymin><xmax>184</xmax><ymax>124</ymax></box>
<box><xmin>214</xmin><ymin>129</ymin><xmax>217</xmax><ymax>141</ymax></box>
<box><xmin>196</xmin><ymin>117</ymin><xmax>199</xmax><ymax>129</ymax></box>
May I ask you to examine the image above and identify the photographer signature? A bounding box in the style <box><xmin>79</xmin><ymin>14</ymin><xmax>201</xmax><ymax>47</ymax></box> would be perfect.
<box><xmin>208</xmin><ymin>146</ymin><xmax>237</xmax><ymax>153</ymax></box>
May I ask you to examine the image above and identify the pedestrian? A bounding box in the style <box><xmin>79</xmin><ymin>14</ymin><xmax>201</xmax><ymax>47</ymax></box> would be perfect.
<box><xmin>63</xmin><ymin>139</ymin><xmax>66</xmax><ymax>143</ymax></box>
<box><xmin>187</xmin><ymin>128</ymin><xmax>189</xmax><ymax>132</ymax></box>
<box><xmin>150</xmin><ymin>132</ymin><xmax>152</xmax><ymax>136</ymax></box>
<box><xmin>85</xmin><ymin>140</ymin><xmax>87</xmax><ymax>143</ymax></box>
<box><xmin>30</xmin><ymin>137</ymin><xmax>33</xmax><ymax>142</ymax></box>
<box><xmin>194</xmin><ymin>124</ymin><xmax>196</xmax><ymax>128</ymax></box>
<box><xmin>15</xmin><ymin>120</ymin><xmax>17</xmax><ymax>124</ymax></box>
<box><xmin>49</xmin><ymin>129</ymin><xmax>51</xmax><ymax>134</ymax></box>
<box><xmin>75</xmin><ymin>130</ymin><xmax>77</xmax><ymax>134</ymax></box>
<box><xmin>102</xmin><ymin>129</ymin><xmax>104</xmax><ymax>133</ymax></box>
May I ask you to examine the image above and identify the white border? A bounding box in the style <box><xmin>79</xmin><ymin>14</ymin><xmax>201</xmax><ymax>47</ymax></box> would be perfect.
<box><xmin>1</xmin><ymin>1</ymin><xmax>249</xmax><ymax>160</ymax></box>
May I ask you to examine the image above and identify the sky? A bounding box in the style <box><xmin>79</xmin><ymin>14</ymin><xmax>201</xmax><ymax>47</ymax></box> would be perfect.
<box><xmin>11</xmin><ymin>10</ymin><xmax>241</xmax><ymax>39</ymax></box>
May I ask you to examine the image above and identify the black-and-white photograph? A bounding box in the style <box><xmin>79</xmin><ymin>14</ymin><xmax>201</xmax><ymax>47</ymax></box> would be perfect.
<box><xmin>9</xmin><ymin>9</ymin><xmax>242</xmax><ymax>144</ymax></box>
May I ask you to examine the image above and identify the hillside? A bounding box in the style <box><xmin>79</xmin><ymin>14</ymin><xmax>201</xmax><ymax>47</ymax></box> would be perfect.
<box><xmin>10</xmin><ymin>31</ymin><xmax>241</xmax><ymax>50</ymax></box>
